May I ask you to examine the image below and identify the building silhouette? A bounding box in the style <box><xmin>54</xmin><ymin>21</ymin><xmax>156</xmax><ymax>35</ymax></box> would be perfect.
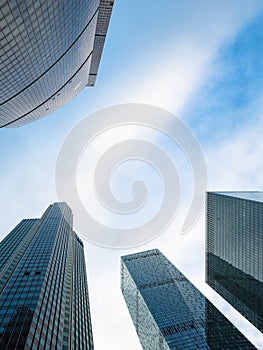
<box><xmin>121</xmin><ymin>249</ymin><xmax>255</xmax><ymax>349</ymax></box>
<box><xmin>0</xmin><ymin>0</ymin><xmax>114</xmax><ymax>128</ymax></box>
<box><xmin>206</xmin><ymin>191</ymin><xmax>263</xmax><ymax>333</ymax></box>
<box><xmin>0</xmin><ymin>203</ymin><xmax>93</xmax><ymax>349</ymax></box>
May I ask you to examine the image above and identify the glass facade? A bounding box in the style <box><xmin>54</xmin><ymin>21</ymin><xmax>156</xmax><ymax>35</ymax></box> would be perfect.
<box><xmin>206</xmin><ymin>191</ymin><xmax>263</xmax><ymax>333</ymax></box>
<box><xmin>121</xmin><ymin>249</ymin><xmax>255</xmax><ymax>350</ymax></box>
<box><xmin>0</xmin><ymin>0</ymin><xmax>114</xmax><ymax>128</ymax></box>
<box><xmin>0</xmin><ymin>203</ymin><xmax>93</xmax><ymax>350</ymax></box>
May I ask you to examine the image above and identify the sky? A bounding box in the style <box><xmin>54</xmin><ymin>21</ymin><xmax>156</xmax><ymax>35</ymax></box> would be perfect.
<box><xmin>1</xmin><ymin>0</ymin><xmax>263</xmax><ymax>348</ymax></box>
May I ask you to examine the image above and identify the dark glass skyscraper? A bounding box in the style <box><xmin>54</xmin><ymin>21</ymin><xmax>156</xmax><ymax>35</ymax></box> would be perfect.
<box><xmin>0</xmin><ymin>0</ymin><xmax>114</xmax><ymax>128</ymax></box>
<box><xmin>206</xmin><ymin>191</ymin><xmax>263</xmax><ymax>333</ymax></box>
<box><xmin>121</xmin><ymin>249</ymin><xmax>255</xmax><ymax>349</ymax></box>
<box><xmin>0</xmin><ymin>203</ymin><xmax>93</xmax><ymax>349</ymax></box>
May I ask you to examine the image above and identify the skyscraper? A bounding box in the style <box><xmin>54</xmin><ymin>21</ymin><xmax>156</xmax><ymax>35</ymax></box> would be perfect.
<box><xmin>0</xmin><ymin>203</ymin><xmax>93</xmax><ymax>349</ymax></box>
<box><xmin>206</xmin><ymin>191</ymin><xmax>263</xmax><ymax>333</ymax></box>
<box><xmin>121</xmin><ymin>249</ymin><xmax>255</xmax><ymax>349</ymax></box>
<box><xmin>0</xmin><ymin>0</ymin><xmax>114</xmax><ymax>128</ymax></box>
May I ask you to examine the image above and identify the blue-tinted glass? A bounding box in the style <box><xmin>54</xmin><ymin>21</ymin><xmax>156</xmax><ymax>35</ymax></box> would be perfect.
<box><xmin>206</xmin><ymin>192</ymin><xmax>263</xmax><ymax>333</ymax></box>
<box><xmin>0</xmin><ymin>203</ymin><xmax>94</xmax><ymax>349</ymax></box>
<box><xmin>0</xmin><ymin>0</ymin><xmax>114</xmax><ymax>128</ymax></box>
<box><xmin>121</xmin><ymin>249</ymin><xmax>256</xmax><ymax>349</ymax></box>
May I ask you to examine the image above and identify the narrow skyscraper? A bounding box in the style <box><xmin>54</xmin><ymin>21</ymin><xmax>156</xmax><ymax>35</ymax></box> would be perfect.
<box><xmin>0</xmin><ymin>203</ymin><xmax>93</xmax><ymax>349</ymax></box>
<box><xmin>0</xmin><ymin>0</ymin><xmax>114</xmax><ymax>127</ymax></box>
<box><xmin>206</xmin><ymin>191</ymin><xmax>263</xmax><ymax>333</ymax></box>
<box><xmin>121</xmin><ymin>249</ymin><xmax>255</xmax><ymax>349</ymax></box>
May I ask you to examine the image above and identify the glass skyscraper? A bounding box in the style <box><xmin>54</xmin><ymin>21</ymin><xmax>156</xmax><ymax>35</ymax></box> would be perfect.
<box><xmin>206</xmin><ymin>191</ymin><xmax>263</xmax><ymax>333</ymax></box>
<box><xmin>0</xmin><ymin>203</ymin><xmax>93</xmax><ymax>349</ymax></box>
<box><xmin>121</xmin><ymin>249</ymin><xmax>255</xmax><ymax>349</ymax></box>
<box><xmin>0</xmin><ymin>0</ymin><xmax>114</xmax><ymax>128</ymax></box>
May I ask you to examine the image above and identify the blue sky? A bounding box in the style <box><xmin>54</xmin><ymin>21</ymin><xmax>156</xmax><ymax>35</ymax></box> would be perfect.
<box><xmin>183</xmin><ymin>8</ymin><xmax>263</xmax><ymax>143</ymax></box>
<box><xmin>1</xmin><ymin>0</ymin><xmax>263</xmax><ymax>348</ymax></box>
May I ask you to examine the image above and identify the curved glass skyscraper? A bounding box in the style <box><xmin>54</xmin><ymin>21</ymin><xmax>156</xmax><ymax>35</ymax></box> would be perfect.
<box><xmin>0</xmin><ymin>0</ymin><xmax>114</xmax><ymax>128</ymax></box>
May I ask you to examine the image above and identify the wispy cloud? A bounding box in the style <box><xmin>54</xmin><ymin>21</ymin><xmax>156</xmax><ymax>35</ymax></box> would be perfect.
<box><xmin>97</xmin><ymin>0</ymin><xmax>263</xmax><ymax>114</ymax></box>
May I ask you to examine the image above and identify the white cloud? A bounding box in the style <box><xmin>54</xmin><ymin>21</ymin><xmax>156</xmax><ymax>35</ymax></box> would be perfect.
<box><xmin>206</xmin><ymin>111</ymin><xmax>263</xmax><ymax>191</ymax></box>
<box><xmin>99</xmin><ymin>0</ymin><xmax>263</xmax><ymax>114</ymax></box>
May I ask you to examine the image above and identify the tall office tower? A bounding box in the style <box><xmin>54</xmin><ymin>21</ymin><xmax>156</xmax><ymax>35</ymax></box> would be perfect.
<box><xmin>206</xmin><ymin>191</ymin><xmax>263</xmax><ymax>332</ymax></box>
<box><xmin>0</xmin><ymin>203</ymin><xmax>93</xmax><ymax>350</ymax></box>
<box><xmin>0</xmin><ymin>0</ymin><xmax>114</xmax><ymax>128</ymax></box>
<box><xmin>121</xmin><ymin>249</ymin><xmax>255</xmax><ymax>350</ymax></box>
